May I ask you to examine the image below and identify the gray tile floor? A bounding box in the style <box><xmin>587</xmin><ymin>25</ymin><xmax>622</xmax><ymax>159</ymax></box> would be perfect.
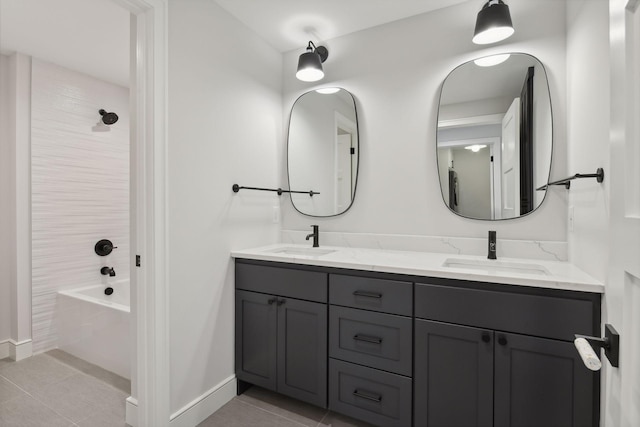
<box><xmin>1</xmin><ymin>351</ymin><xmax>370</xmax><ymax>427</ymax></box>
<box><xmin>0</xmin><ymin>350</ymin><xmax>130</xmax><ymax>427</ymax></box>
<box><xmin>198</xmin><ymin>385</ymin><xmax>373</xmax><ymax>427</ymax></box>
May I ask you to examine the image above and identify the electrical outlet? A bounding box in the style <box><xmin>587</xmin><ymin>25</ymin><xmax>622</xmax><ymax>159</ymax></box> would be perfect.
<box><xmin>568</xmin><ymin>206</ymin><xmax>574</xmax><ymax>232</ymax></box>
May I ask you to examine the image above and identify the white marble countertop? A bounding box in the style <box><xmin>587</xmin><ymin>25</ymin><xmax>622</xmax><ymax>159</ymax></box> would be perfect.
<box><xmin>231</xmin><ymin>244</ymin><xmax>604</xmax><ymax>294</ymax></box>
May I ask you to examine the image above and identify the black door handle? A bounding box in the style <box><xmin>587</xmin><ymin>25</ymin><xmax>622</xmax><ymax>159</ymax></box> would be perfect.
<box><xmin>267</xmin><ymin>298</ymin><xmax>276</xmax><ymax>305</ymax></box>
<box><xmin>353</xmin><ymin>389</ymin><xmax>382</xmax><ymax>403</ymax></box>
<box><xmin>481</xmin><ymin>332</ymin><xmax>491</xmax><ymax>343</ymax></box>
<box><xmin>277</xmin><ymin>298</ymin><xmax>286</xmax><ymax>306</ymax></box>
<box><xmin>498</xmin><ymin>335</ymin><xmax>508</xmax><ymax>346</ymax></box>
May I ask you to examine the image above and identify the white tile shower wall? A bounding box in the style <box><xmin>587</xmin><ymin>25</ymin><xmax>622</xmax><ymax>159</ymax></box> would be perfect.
<box><xmin>281</xmin><ymin>230</ymin><xmax>568</xmax><ymax>261</ymax></box>
<box><xmin>30</xmin><ymin>59</ymin><xmax>130</xmax><ymax>353</ymax></box>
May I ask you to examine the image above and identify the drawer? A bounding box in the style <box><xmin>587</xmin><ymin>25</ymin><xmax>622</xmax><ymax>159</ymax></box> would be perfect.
<box><xmin>329</xmin><ymin>274</ymin><xmax>412</xmax><ymax>316</ymax></box>
<box><xmin>415</xmin><ymin>283</ymin><xmax>595</xmax><ymax>341</ymax></box>
<box><xmin>329</xmin><ymin>359</ymin><xmax>412</xmax><ymax>427</ymax></box>
<box><xmin>236</xmin><ymin>263</ymin><xmax>327</xmax><ymax>303</ymax></box>
<box><xmin>330</xmin><ymin>306</ymin><xmax>412</xmax><ymax>376</ymax></box>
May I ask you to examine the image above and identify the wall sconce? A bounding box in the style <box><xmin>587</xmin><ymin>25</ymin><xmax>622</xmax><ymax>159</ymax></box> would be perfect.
<box><xmin>472</xmin><ymin>0</ymin><xmax>515</xmax><ymax>45</ymax></box>
<box><xmin>296</xmin><ymin>41</ymin><xmax>329</xmax><ymax>82</ymax></box>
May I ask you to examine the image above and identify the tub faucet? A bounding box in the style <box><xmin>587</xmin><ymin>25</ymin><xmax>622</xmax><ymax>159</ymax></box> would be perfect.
<box><xmin>101</xmin><ymin>266</ymin><xmax>116</xmax><ymax>277</ymax></box>
<box><xmin>306</xmin><ymin>225</ymin><xmax>319</xmax><ymax>248</ymax></box>
<box><xmin>488</xmin><ymin>231</ymin><xmax>497</xmax><ymax>260</ymax></box>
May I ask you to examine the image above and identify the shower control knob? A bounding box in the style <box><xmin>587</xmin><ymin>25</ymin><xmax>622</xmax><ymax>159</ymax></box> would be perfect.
<box><xmin>95</xmin><ymin>239</ymin><xmax>117</xmax><ymax>256</ymax></box>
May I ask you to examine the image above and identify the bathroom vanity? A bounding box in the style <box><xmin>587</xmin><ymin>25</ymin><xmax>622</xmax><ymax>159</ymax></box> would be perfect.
<box><xmin>233</xmin><ymin>245</ymin><xmax>603</xmax><ymax>427</ymax></box>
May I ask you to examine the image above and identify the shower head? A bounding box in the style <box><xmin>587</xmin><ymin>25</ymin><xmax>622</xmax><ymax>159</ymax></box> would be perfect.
<box><xmin>99</xmin><ymin>109</ymin><xmax>119</xmax><ymax>125</ymax></box>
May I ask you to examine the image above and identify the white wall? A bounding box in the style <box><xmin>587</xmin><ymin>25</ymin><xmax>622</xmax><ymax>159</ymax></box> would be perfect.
<box><xmin>281</xmin><ymin>0</ymin><xmax>568</xmax><ymax>243</ymax></box>
<box><xmin>30</xmin><ymin>59</ymin><xmax>130</xmax><ymax>353</ymax></box>
<box><xmin>0</xmin><ymin>54</ymin><xmax>12</xmax><ymax>343</ymax></box>
<box><xmin>168</xmin><ymin>0</ymin><xmax>282</xmax><ymax>416</ymax></box>
<box><xmin>566</xmin><ymin>0</ymin><xmax>610</xmax><ymax>283</ymax></box>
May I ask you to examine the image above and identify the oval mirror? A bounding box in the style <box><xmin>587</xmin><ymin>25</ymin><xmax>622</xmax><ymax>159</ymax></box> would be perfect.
<box><xmin>288</xmin><ymin>88</ymin><xmax>359</xmax><ymax>217</ymax></box>
<box><xmin>437</xmin><ymin>53</ymin><xmax>552</xmax><ymax>220</ymax></box>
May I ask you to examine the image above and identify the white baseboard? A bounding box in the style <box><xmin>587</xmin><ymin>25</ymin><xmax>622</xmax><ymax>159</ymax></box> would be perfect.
<box><xmin>0</xmin><ymin>339</ymin><xmax>33</xmax><ymax>361</ymax></box>
<box><xmin>169</xmin><ymin>375</ymin><xmax>237</xmax><ymax>427</ymax></box>
<box><xmin>125</xmin><ymin>396</ymin><xmax>138</xmax><ymax>427</ymax></box>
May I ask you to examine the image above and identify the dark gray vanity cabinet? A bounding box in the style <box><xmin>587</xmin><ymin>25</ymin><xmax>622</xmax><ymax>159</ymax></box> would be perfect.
<box><xmin>235</xmin><ymin>262</ymin><xmax>328</xmax><ymax>408</ymax></box>
<box><xmin>328</xmin><ymin>274</ymin><xmax>414</xmax><ymax>427</ymax></box>
<box><xmin>414</xmin><ymin>280</ymin><xmax>600</xmax><ymax>427</ymax></box>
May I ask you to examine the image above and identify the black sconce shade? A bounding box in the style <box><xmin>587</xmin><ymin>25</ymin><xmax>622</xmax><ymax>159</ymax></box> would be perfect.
<box><xmin>296</xmin><ymin>41</ymin><xmax>329</xmax><ymax>82</ymax></box>
<box><xmin>473</xmin><ymin>0</ymin><xmax>514</xmax><ymax>45</ymax></box>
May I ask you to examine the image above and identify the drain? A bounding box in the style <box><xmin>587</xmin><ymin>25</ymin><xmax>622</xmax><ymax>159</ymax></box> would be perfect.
<box><xmin>105</xmin><ymin>287</ymin><xmax>114</xmax><ymax>295</ymax></box>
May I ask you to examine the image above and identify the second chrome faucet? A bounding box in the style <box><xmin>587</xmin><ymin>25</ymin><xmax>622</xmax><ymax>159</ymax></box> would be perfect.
<box><xmin>306</xmin><ymin>225</ymin><xmax>319</xmax><ymax>247</ymax></box>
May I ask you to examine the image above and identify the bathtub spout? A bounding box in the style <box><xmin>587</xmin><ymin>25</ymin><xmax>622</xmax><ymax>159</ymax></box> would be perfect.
<box><xmin>101</xmin><ymin>266</ymin><xmax>116</xmax><ymax>277</ymax></box>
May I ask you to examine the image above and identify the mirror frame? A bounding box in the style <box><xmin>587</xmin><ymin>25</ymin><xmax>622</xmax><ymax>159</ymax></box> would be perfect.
<box><xmin>435</xmin><ymin>52</ymin><xmax>554</xmax><ymax>221</ymax></box>
<box><xmin>286</xmin><ymin>87</ymin><xmax>360</xmax><ymax>218</ymax></box>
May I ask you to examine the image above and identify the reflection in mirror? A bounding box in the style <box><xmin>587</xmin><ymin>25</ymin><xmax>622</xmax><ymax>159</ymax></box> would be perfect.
<box><xmin>437</xmin><ymin>53</ymin><xmax>552</xmax><ymax>220</ymax></box>
<box><xmin>288</xmin><ymin>88</ymin><xmax>359</xmax><ymax>217</ymax></box>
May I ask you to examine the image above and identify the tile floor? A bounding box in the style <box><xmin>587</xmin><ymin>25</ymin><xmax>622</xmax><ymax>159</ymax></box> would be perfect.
<box><xmin>1</xmin><ymin>352</ymin><xmax>370</xmax><ymax>427</ymax></box>
<box><xmin>198</xmin><ymin>385</ymin><xmax>373</xmax><ymax>427</ymax></box>
<box><xmin>0</xmin><ymin>350</ymin><xmax>130</xmax><ymax>427</ymax></box>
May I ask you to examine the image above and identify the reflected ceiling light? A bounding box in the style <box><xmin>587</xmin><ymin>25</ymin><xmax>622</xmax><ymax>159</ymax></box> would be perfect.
<box><xmin>315</xmin><ymin>87</ymin><xmax>340</xmax><ymax>94</ymax></box>
<box><xmin>296</xmin><ymin>41</ymin><xmax>329</xmax><ymax>82</ymax></box>
<box><xmin>472</xmin><ymin>0</ymin><xmax>515</xmax><ymax>45</ymax></box>
<box><xmin>465</xmin><ymin>144</ymin><xmax>487</xmax><ymax>152</ymax></box>
<box><xmin>474</xmin><ymin>53</ymin><xmax>511</xmax><ymax>67</ymax></box>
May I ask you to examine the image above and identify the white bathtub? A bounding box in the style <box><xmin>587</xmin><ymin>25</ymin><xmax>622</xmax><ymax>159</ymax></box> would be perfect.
<box><xmin>57</xmin><ymin>280</ymin><xmax>130</xmax><ymax>379</ymax></box>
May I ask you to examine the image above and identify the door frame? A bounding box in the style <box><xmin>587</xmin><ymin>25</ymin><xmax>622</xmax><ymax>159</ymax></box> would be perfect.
<box><xmin>111</xmin><ymin>0</ymin><xmax>169</xmax><ymax>425</ymax></box>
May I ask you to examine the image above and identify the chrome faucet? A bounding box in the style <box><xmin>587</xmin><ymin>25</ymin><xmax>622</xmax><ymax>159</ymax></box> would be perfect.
<box><xmin>488</xmin><ymin>231</ymin><xmax>497</xmax><ymax>260</ymax></box>
<box><xmin>306</xmin><ymin>225</ymin><xmax>319</xmax><ymax>248</ymax></box>
<box><xmin>101</xmin><ymin>266</ymin><xmax>116</xmax><ymax>277</ymax></box>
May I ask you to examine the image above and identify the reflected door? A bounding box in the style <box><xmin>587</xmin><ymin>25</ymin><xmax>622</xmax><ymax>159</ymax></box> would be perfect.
<box><xmin>501</xmin><ymin>98</ymin><xmax>521</xmax><ymax>219</ymax></box>
<box><xmin>335</xmin><ymin>133</ymin><xmax>352</xmax><ymax>211</ymax></box>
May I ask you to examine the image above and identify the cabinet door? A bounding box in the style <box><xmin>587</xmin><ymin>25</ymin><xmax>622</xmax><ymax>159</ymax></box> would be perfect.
<box><xmin>235</xmin><ymin>291</ymin><xmax>277</xmax><ymax>390</ymax></box>
<box><xmin>494</xmin><ymin>332</ymin><xmax>596</xmax><ymax>427</ymax></box>
<box><xmin>277</xmin><ymin>297</ymin><xmax>328</xmax><ymax>408</ymax></box>
<box><xmin>415</xmin><ymin>319</ymin><xmax>494</xmax><ymax>427</ymax></box>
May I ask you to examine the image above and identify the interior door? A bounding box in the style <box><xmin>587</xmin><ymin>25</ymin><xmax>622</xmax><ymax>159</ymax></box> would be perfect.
<box><xmin>607</xmin><ymin>1</ymin><xmax>640</xmax><ymax>425</ymax></box>
<box><xmin>335</xmin><ymin>133</ymin><xmax>352</xmax><ymax>212</ymax></box>
<box><xmin>501</xmin><ymin>98</ymin><xmax>521</xmax><ymax>219</ymax></box>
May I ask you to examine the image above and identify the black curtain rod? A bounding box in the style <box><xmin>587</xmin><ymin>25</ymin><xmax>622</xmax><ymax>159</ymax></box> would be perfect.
<box><xmin>536</xmin><ymin>168</ymin><xmax>604</xmax><ymax>191</ymax></box>
<box><xmin>232</xmin><ymin>184</ymin><xmax>319</xmax><ymax>197</ymax></box>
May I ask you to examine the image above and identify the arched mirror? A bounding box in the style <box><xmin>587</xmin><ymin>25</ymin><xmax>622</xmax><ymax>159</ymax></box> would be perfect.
<box><xmin>288</xmin><ymin>88</ymin><xmax>359</xmax><ymax>217</ymax></box>
<box><xmin>437</xmin><ymin>53</ymin><xmax>552</xmax><ymax>220</ymax></box>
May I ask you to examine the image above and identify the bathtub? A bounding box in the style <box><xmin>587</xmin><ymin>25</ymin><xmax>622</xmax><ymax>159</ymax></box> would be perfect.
<box><xmin>57</xmin><ymin>280</ymin><xmax>130</xmax><ymax>379</ymax></box>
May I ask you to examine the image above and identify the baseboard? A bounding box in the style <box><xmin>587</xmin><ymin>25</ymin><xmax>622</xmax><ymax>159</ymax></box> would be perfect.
<box><xmin>169</xmin><ymin>375</ymin><xmax>237</xmax><ymax>427</ymax></box>
<box><xmin>0</xmin><ymin>339</ymin><xmax>33</xmax><ymax>361</ymax></box>
<box><xmin>125</xmin><ymin>396</ymin><xmax>138</xmax><ymax>427</ymax></box>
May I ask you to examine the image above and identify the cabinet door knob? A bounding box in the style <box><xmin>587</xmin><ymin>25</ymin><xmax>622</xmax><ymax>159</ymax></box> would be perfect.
<box><xmin>277</xmin><ymin>298</ymin><xmax>286</xmax><ymax>306</ymax></box>
<box><xmin>481</xmin><ymin>332</ymin><xmax>491</xmax><ymax>343</ymax></box>
<box><xmin>267</xmin><ymin>298</ymin><xmax>276</xmax><ymax>305</ymax></box>
<box><xmin>498</xmin><ymin>335</ymin><xmax>508</xmax><ymax>346</ymax></box>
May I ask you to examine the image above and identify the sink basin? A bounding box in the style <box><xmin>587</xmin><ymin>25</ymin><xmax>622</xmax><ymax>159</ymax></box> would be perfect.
<box><xmin>442</xmin><ymin>258</ymin><xmax>550</xmax><ymax>276</ymax></box>
<box><xmin>267</xmin><ymin>247</ymin><xmax>336</xmax><ymax>257</ymax></box>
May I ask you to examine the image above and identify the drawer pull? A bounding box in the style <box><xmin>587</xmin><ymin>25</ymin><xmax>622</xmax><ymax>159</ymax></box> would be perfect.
<box><xmin>353</xmin><ymin>389</ymin><xmax>382</xmax><ymax>403</ymax></box>
<box><xmin>353</xmin><ymin>290</ymin><xmax>383</xmax><ymax>299</ymax></box>
<box><xmin>353</xmin><ymin>334</ymin><xmax>383</xmax><ymax>344</ymax></box>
